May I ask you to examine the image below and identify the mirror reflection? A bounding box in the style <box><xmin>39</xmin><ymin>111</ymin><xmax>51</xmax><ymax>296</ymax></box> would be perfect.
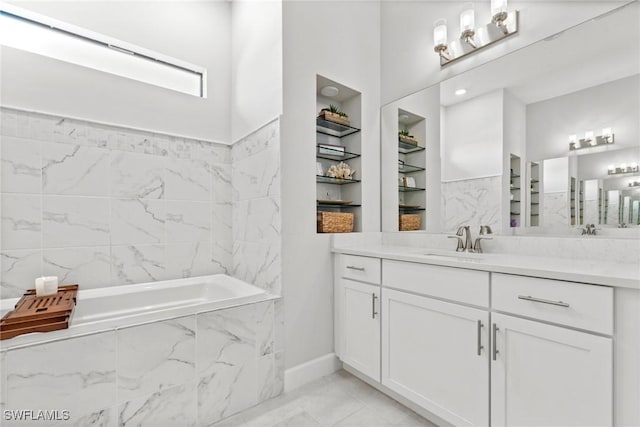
<box><xmin>439</xmin><ymin>2</ymin><xmax>639</xmax><ymax>234</ymax></box>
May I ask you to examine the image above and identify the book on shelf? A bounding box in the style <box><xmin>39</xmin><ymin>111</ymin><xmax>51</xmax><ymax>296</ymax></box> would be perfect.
<box><xmin>318</xmin><ymin>144</ymin><xmax>345</xmax><ymax>155</ymax></box>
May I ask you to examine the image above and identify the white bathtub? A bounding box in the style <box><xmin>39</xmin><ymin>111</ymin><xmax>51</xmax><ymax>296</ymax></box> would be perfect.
<box><xmin>0</xmin><ymin>274</ymin><xmax>274</xmax><ymax>349</ymax></box>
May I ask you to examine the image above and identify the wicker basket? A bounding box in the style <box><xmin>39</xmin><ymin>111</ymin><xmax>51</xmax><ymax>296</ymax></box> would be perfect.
<box><xmin>319</xmin><ymin>111</ymin><xmax>350</xmax><ymax>126</ymax></box>
<box><xmin>399</xmin><ymin>214</ymin><xmax>421</xmax><ymax>231</ymax></box>
<box><xmin>317</xmin><ymin>212</ymin><xmax>354</xmax><ymax>233</ymax></box>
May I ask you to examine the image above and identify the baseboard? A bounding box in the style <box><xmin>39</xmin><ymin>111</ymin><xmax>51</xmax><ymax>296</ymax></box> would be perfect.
<box><xmin>284</xmin><ymin>352</ymin><xmax>342</xmax><ymax>393</ymax></box>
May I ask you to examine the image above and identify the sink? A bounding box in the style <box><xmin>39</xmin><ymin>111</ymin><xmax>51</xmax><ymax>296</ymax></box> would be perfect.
<box><xmin>421</xmin><ymin>251</ymin><xmax>484</xmax><ymax>262</ymax></box>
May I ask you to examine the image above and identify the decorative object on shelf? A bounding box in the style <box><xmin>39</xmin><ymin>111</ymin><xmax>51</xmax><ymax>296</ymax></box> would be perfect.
<box><xmin>398</xmin><ymin>129</ymin><xmax>418</xmax><ymax>146</ymax></box>
<box><xmin>403</xmin><ymin>176</ymin><xmax>416</xmax><ymax>188</ymax></box>
<box><xmin>608</xmin><ymin>162</ymin><xmax>639</xmax><ymax>176</ymax></box>
<box><xmin>318</xmin><ymin>144</ymin><xmax>345</xmax><ymax>156</ymax></box>
<box><xmin>317</xmin><ymin>211</ymin><xmax>354</xmax><ymax>233</ymax></box>
<box><xmin>569</xmin><ymin>127</ymin><xmax>615</xmax><ymax>151</ymax></box>
<box><xmin>326</xmin><ymin>161</ymin><xmax>356</xmax><ymax>180</ymax></box>
<box><xmin>432</xmin><ymin>0</ymin><xmax>518</xmax><ymax>66</ymax></box>
<box><xmin>399</xmin><ymin>214</ymin><xmax>421</xmax><ymax>231</ymax></box>
<box><xmin>629</xmin><ymin>181</ymin><xmax>640</xmax><ymax>188</ymax></box>
<box><xmin>316</xmin><ymin>162</ymin><xmax>324</xmax><ymax>177</ymax></box>
<box><xmin>319</xmin><ymin>104</ymin><xmax>350</xmax><ymax>126</ymax></box>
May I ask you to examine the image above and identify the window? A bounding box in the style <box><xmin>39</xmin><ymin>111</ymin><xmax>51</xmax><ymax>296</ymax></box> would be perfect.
<box><xmin>0</xmin><ymin>4</ymin><xmax>207</xmax><ymax>97</ymax></box>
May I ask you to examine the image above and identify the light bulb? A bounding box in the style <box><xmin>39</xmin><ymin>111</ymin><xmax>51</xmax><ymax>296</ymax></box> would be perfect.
<box><xmin>433</xmin><ymin>19</ymin><xmax>448</xmax><ymax>49</ymax></box>
<box><xmin>608</xmin><ymin>164</ymin><xmax>615</xmax><ymax>172</ymax></box>
<box><xmin>632</xmin><ymin>162</ymin><xmax>638</xmax><ymax>170</ymax></box>
<box><xmin>460</xmin><ymin>3</ymin><xmax>475</xmax><ymax>33</ymax></box>
<box><xmin>491</xmin><ymin>0</ymin><xmax>508</xmax><ymax>16</ymax></box>
<box><xmin>568</xmin><ymin>134</ymin><xmax>577</xmax><ymax>143</ymax></box>
<box><xmin>584</xmin><ymin>130</ymin><xmax>594</xmax><ymax>141</ymax></box>
<box><xmin>602</xmin><ymin>127</ymin><xmax>612</xmax><ymax>137</ymax></box>
<box><xmin>621</xmin><ymin>163</ymin><xmax>627</xmax><ymax>170</ymax></box>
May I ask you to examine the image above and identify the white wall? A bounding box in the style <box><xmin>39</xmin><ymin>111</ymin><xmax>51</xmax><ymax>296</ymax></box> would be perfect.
<box><xmin>544</xmin><ymin>157</ymin><xmax>570</xmax><ymax>194</ymax></box>
<box><xmin>380</xmin><ymin>1</ymin><xmax>628</xmax><ymax>105</ymax></box>
<box><xmin>442</xmin><ymin>90</ymin><xmax>503</xmax><ymax>181</ymax></box>
<box><xmin>231</xmin><ymin>0</ymin><xmax>283</xmax><ymax>142</ymax></box>
<box><xmin>281</xmin><ymin>0</ymin><xmax>381</xmax><ymax>369</ymax></box>
<box><xmin>1</xmin><ymin>1</ymin><xmax>231</xmax><ymax>142</ymax></box>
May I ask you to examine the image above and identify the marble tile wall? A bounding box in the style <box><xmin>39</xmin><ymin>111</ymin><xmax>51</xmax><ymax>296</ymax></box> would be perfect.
<box><xmin>543</xmin><ymin>192</ymin><xmax>569</xmax><ymax>229</ymax></box>
<box><xmin>441</xmin><ymin>176</ymin><xmax>502</xmax><ymax>234</ymax></box>
<box><xmin>0</xmin><ymin>299</ymin><xmax>283</xmax><ymax>427</ymax></box>
<box><xmin>0</xmin><ymin>108</ymin><xmax>232</xmax><ymax>298</ymax></box>
<box><xmin>231</xmin><ymin>119</ymin><xmax>282</xmax><ymax>295</ymax></box>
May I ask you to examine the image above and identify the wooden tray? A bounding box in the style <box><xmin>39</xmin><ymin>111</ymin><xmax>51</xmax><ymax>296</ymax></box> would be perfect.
<box><xmin>1</xmin><ymin>284</ymin><xmax>78</xmax><ymax>340</ymax></box>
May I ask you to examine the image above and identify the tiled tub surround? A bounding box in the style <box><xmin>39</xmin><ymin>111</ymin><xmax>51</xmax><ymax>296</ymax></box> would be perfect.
<box><xmin>0</xmin><ymin>292</ymin><xmax>284</xmax><ymax>427</ymax></box>
<box><xmin>231</xmin><ymin>120</ymin><xmax>282</xmax><ymax>295</ymax></box>
<box><xmin>0</xmin><ymin>107</ymin><xmax>233</xmax><ymax>298</ymax></box>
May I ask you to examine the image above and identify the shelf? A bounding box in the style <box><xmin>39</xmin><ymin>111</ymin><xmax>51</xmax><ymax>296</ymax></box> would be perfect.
<box><xmin>511</xmin><ymin>200</ymin><xmax>521</xmax><ymax>203</ymax></box>
<box><xmin>531</xmin><ymin>179</ymin><xmax>539</xmax><ymax>183</ymax></box>
<box><xmin>316</xmin><ymin>203</ymin><xmax>361</xmax><ymax>209</ymax></box>
<box><xmin>399</xmin><ymin>186</ymin><xmax>426</xmax><ymax>192</ymax></box>
<box><xmin>316</xmin><ymin>175</ymin><xmax>361</xmax><ymax>185</ymax></box>
<box><xmin>398</xmin><ymin>162</ymin><xmax>425</xmax><ymax>173</ymax></box>
<box><xmin>316</xmin><ymin>118</ymin><xmax>360</xmax><ymax>138</ymax></box>
<box><xmin>531</xmin><ymin>191</ymin><xmax>539</xmax><ymax>194</ymax></box>
<box><xmin>510</xmin><ymin>187</ymin><xmax>521</xmax><ymax>191</ymax></box>
<box><xmin>399</xmin><ymin>207</ymin><xmax>426</xmax><ymax>212</ymax></box>
<box><xmin>531</xmin><ymin>203</ymin><xmax>539</xmax><ymax>205</ymax></box>
<box><xmin>398</xmin><ymin>140</ymin><xmax>426</xmax><ymax>154</ymax></box>
<box><xmin>510</xmin><ymin>174</ymin><xmax>521</xmax><ymax>179</ymax></box>
<box><xmin>316</xmin><ymin>145</ymin><xmax>361</xmax><ymax>161</ymax></box>
<box><xmin>510</xmin><ymin>212</ymin><xmax>521</xmax><ymax>216</ymax></box>
<box><xmin>531</xmin><ymin>214</ymin><xmax>539</xmax><ymax>217</ymax></box>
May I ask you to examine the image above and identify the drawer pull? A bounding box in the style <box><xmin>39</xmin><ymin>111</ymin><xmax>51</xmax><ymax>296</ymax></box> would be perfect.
<box><xmin>517</xmin><ymin>295</ymin><xmax>570</xmax><ymax>308</ymax></box>
<box><xmin>477</xmin><ymin>320</ymin><xmax>484</xmax><ymax>356</ymax></box>
<box><xmin>372</xmin><ymin>293</ymin><xmax>378</xmax><ymax>319</ymax></box>
<box><xmin>346</xmin><ymin>265</ymin><xmax>365</xmax><ymax>271</ymax></box>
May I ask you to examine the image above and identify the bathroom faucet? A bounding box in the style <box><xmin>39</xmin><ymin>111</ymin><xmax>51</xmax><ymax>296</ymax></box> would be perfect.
<box><xmin>581</xmin><ymin>224</ymin><xmax>598</xmax><ymax>235</ymax></box>
<box><xmin>474</xmin><ymin>225</ymin><xmax>493</xmax><ymax>253</ymax></box>
<box><xmin>448</xmin><ymin>226</ymin><xmax>468</xmax><ymax>252</ymax></box>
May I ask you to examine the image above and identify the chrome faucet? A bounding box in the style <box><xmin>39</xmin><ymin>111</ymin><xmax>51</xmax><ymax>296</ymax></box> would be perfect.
<box><xmin>448</xmin><ymin>226</ymin><xmax>468</xmax><ymax>252</ymax></box>
<box><xmin>581</xmin><ymin>224</ymin><xmax>598</xmax><ymax>235</ymax></box>
<box><xmin>474</xmin><ymin>225</ymin><xmax>493</xmax><ymax>253</ymax></box>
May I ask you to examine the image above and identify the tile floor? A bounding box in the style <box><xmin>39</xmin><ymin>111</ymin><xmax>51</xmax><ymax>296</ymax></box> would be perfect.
<box><xmin>212</xmin><ymin>370</ymin><xmax>438</xmax><ymax>427</ymax></box>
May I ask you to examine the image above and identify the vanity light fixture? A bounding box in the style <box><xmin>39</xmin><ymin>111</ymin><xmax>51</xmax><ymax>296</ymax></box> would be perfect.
<box><xmin>608</xmin><ymin>162</ymin><xmax>639</xmax><ymax>176</ymax></box>
<box><xmin>629</xmin><ymin>181</ymin><xmax>640</xmax><ymax>188</ymax></box>
<box><xmin>569</xmin><ymin>127</ymin><xmax>615</xmax><ymax>151</ymax></box>
<box><xmin>432</xmin><ymin>0</ymin><xmax>518</xmax><ymax>66</ymax></box>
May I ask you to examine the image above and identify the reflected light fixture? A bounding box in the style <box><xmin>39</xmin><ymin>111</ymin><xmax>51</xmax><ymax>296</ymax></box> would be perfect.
<box><xmin>320</xmin><ymin>85</ymin><xmax>339</xmax><ymax>97</ymax></box>
<box><xmin>455</xmin><ymin>88</ymin><xmax>467</xmax><ymax>96</ymax></box>
<box><xmin>432</xmin><ymin>0</ymin><xmax>519</xmax><ymax>66</ymax></box>
<box><xmin>608</xmin><ymin>162</ymin><xmax>639</xmax><ymax>176</ymax></box>
<box><xmin>569</xmin><ymin>127</ymin><xmax>614</xmax><ymax>151</ymax></box>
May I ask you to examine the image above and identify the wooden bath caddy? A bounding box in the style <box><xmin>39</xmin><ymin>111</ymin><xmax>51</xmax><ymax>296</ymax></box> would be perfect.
<box><xmin>0</xmin><ymin>284</ymin><xmax>78</xmax><ymax>340</ymax></box>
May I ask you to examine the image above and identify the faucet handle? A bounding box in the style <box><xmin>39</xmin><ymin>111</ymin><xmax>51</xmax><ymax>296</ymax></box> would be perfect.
<box><xmin>448</xmin><ymin>235</ymin><xmax>466</xmax><ymax>252</ymax></box>
<box><xmin>479</xmin><ymin>225</ymin><xmax>493</xmax><ymax>235</ymax></box>
<box><xmin>473</xmin><ymin>236</ymin><xmax>492</xmax><ymax>253</ymax></box>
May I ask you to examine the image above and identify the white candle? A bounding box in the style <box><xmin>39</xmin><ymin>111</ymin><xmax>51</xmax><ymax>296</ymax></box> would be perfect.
<box><xmin>35</xmin><ymin>276</ymin><xmax>58</xmax><ymax>297</ymax></box>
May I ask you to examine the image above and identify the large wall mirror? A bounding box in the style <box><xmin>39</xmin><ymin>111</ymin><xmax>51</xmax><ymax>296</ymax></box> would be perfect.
<box><xmin>384</xmin><ymin>1</ymin><xmax>639</xmax><ymax>236</ymax></box>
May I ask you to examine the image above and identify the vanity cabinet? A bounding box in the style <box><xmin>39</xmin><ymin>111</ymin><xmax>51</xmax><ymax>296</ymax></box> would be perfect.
<box><xmin>491</xmin><ymin>312</ymin><xmax>612</xmax><ymax>426</ymax></box>
<box><xmin>381</xmin><ymin>288</ymin><xmax>489</xmax><ymax>426</ymax></box>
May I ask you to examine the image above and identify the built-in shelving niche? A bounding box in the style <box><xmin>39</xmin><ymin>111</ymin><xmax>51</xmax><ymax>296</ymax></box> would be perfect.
<box><xmin>509</xmin><ymin>154</ymin><xmax>521</xmax><ymax>228</ymax></box>
<box><xmin>527</xmin><ymin>161</ymin><xmax>540</xmax><ymax>227</ymax></box>
<box><xmin>315</xmin><ymin>75</ymin><xmax>362</xmax><ymax>233</ymax></box>
<box><xmin>397</xmin><ymin>109</ymin><xmax>427</xmax><ymax>231</ymax></box>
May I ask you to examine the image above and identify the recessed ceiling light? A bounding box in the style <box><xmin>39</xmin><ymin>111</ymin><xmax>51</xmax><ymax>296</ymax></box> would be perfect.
<box><xmin>320</xmin><ymin>85</ymin><xmax>339</xmax><ymax>97</ymax></box>
<box><xmin>455</xmin><ymin>88</ymin><xmax>467</xmax><ymax>96</ymax></box>
<box><xmin>399</xmin><ymin>114</ymin><xmax>410</xmax><ymax>122</ymax></box>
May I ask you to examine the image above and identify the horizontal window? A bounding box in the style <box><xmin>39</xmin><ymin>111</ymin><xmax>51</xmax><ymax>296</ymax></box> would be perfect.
<box><xmin>0</xmin><ymin>4</ymin><xmax>207</xmax><ymax>97</ymax></box>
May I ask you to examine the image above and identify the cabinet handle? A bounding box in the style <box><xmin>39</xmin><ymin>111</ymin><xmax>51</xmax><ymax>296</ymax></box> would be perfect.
<box><xmin>492</xmin><ymin>323</ymin><xmax>499</xmax><ymax>361</ymax></box>
<box><xmin>372</xmin><ymin>293</ymin><xmax>378</xmax><ymax>319</ymax></box>
<box><xmin>477</xmin><ymin>320</ymin><xmax>484</xmax><ymax>356</ymax></box>
<box><xmin>517</xmin><ymin>295</ymin><xmax>570</xmax><ymax>308</ymax></box>
<box><xmin>346</xmin><ymin>265</ymin><xmax>365</xmax><ymax>271</ymax></box>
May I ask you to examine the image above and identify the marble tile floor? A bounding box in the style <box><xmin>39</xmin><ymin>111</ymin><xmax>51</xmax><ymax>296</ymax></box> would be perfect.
<box><xmin>212</xmin><ymin>370</ymin><xmax>438</xmax><ymax>427</ymax></box>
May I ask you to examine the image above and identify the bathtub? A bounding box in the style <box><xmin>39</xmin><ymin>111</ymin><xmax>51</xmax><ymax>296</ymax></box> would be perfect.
<box><xmin>0</xmin><ymin>274</ymin><xmax>274</xmax><ymax>349</ymax></box>
<box><xmin>0</xmin><ymin>275</ymin><xmax>283</xmax><ymax>425</ymax></box>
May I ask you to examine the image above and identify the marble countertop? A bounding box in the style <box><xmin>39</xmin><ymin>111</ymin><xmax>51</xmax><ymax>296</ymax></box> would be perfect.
<box><xmin>332</xmin><ymin>245</ymin><xmax>640</xmax><ymax>290</ymax></box>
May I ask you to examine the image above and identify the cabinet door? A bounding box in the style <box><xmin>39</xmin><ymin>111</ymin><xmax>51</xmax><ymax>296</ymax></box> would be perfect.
<box><xmin>491</xmin><ymin>313</ymin><xmax>612</xmax><ymax>427</ymax></box>
<box><xmin>381</xmin><ymin>288</ymin><xmax>489</xmax><ymax>426</ymax></box>
<box><xmin>340</xmin><ymin>279</ymin><xmax>380</xmax><ymax>381</ymax></box>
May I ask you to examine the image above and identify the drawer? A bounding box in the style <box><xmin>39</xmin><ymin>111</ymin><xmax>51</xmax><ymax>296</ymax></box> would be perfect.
<box><xmin>338</xmin><ymin>255</ymin><xmax>381</xmax><ymax>285</ymax></box>
<box><xmin>492</xmin><ymin>273</ymin><xmax>613</xmax><ymax>335</ymax></box>
<box><xmin>382</xmin><ymin>260</ymin><xmax>489</xmax><ymax>307</ymax></box>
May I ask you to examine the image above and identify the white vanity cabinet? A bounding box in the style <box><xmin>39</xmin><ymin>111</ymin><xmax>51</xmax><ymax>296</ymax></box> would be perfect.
<box><xmin>335</xmin><ymin>255</ymin><xmax>381</xmax><ymax>381</ymax></box>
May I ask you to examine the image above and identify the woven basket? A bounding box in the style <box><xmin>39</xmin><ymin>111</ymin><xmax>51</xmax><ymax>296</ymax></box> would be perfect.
<box><xmin>399</xmin><ymin>214</ymin><xmax>421</xmax><ymax>231</ymax></box>
<box><xmin>317</xmin><ymin>212</ymin><xmax>354</xmax><ymax>233</ymax></box>
<box><xmin>319</xmin><ymin>111</ymin><xmax>350</xmax><ymax>126</ymax></box>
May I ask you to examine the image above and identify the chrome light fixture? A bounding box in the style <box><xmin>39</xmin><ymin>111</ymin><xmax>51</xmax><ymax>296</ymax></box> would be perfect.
<box><xmin>432</xmin><ymin>0</ymin><xmax>519</xmax><ymax>66</ymax></box>
<box><xmin>569</xmin><ymin>127</ymin><xmax>615</xmax><ymax>151</ymax></box>
<box><xmin>608</xmin><ymin>162</ymin><xmax>639</xmax><ymax>176</ymax></box>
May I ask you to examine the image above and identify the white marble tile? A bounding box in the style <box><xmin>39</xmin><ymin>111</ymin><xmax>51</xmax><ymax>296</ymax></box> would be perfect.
<box><xmin>42</xmin><ymin>142</ymin><xmax>109</xmax><ymax>196</ymax></box>
<box><xmin>165</xmin><ymin>242</ymin><xmax>212</xmax><ymax>279</ymax></box>
<box><xmin>110</xmin><ymin>199</ymin><xmax>165</xmax><ymax>245</ymax></box>
<box><xmin>166</xmin><ymin>201</ymin><xmax>211</xmax><ymax>243</ymax></box>
<box><xmin>43</xmin><ymin>246</ymin><xmax>111</xmax><ymax>289</ymax></box>
<box><xmin>212</xmin><ymin>240</ymin><xmax>233</xmax><ymax>274</ymax></box>
<box><xmin>27</xmin><ymin>112</ymin><xmax>58</xmax><ymax>142</ymax></box>
<box><xmin>118</xmin><ymin>382</ymin><xmax>196</xmax><ymax>427</ymax></box>
<box><xmin>232</xmin><ymin>242</ymin><xmax>281</xmax><ymax>294</ymax></box>
<box><xmin>211</xmin><ymin>143</ymin><xmax>232</xmax><ymax>164</ymax></box>
<box><xmin>15</xmin><ymin>111</ymin><xmax>30</xmax><ymax>139</ymax></box>
<box><xmin>197</xmin><ymin>359</ymin><xmax>257</xmax><ymax>426</ymax></box>
<box><xmin>212</xmin><ymin>202</ymin><xmax>232</xmax><ymax>243</ymax></box>
<box><xmin>543</xmin><ymin>192</ymin><xmax>569</xmax><ymax>228</ymax></box>
<box><xmin>165</xmin><ymin>158</ymin><xmax>211</xmax><ymax>201</ymax></box>
<box><xmin>232</xmin><ymin>147</ymin><xmax>280</xmax><ymax>202</ymax></box>
<box><xmin>256</xmin><ymin>354</ymin><xmax>275</xmax><ymax>404</ymax></box>
<box><xmin>233</xmin><ymin>197</ymin><xmax>281</xmax><ymax>243</ymax></box>
<box><xmin>1</xmin><ymin>350</ymin><xmax>6</xmax><ymax>412</ymax></box>
<box><xmin>196</xmin><ymin>305</ymin><xmax>256</xmax><ymax>377</ymax></box>
<box><xmin>255</xmin><ymin>301</ymin><xmax>274</xmax><ymax>357</ymax></box>
<box><xmin>110</xmin><ymin>151</ymin><xmax>165</xmax><ymax>199</ymax></box>
<box><xmin>43</xmin><ymin>196</ymin><xmax>110</xmax><ymax>248</ymax></box>
<box><xmin>111</xmin><ymin>129</ymin><xmax>167</xmax><ymax>156</ymax></box>
<box><xmin>117</xmin><ymin>316</ymin><xmax>196</xmax><ymax>403</ymax></box>
<box><xmin>0</xmin><ymin>250</ymin><xmax>41</xmax><ymax>298</ymax></box>
<box><xmin>274</xmin><ymin>299</ymin><xmax>284</xmax><ymax>353</ymax></box>
<box><xmin>111</xmin><ymin>244</ymin><xmax>166</xmax><ymax>285</ymax></box>
<box><xmin>231</xmin><ymin>119</ymin><xmax>279</xmax><ymax>163</ymax></box>
<box><xmin>212</xmin><ymin>163</ymin><xmax>232</xmax><ymax>204</ymax></box>
<box><xmin>1</xmin><ymin>136</ymin><xmax>41</xmax><ymax>193</ymax></box>
<box><xmin>5</xmin><ymin>407</ymin><xmax>117</xmax><ymax>427</ymax></box>
<box><xmin>1</xmin><ymin>194</ymin><xmax>41</xmax><ymax>250</ymax></box>
<box><xmin>442</xmin><ymin>176</ymin><xmax>502</xmax><ymax>233</ymax></box>
<box><xmin>1</xmin><ymin>108</ymin><xmax>19</xmax><ymax>136</ymax></box>
<box><xmin>273</xmin><ymin>351</ymin><xmax>285</xmax><ymax>399</ymax></box>
<box><xmin>6</xmin><ymin>332</ymin><xmax>116</xmax><ymax>416</ymax></box>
